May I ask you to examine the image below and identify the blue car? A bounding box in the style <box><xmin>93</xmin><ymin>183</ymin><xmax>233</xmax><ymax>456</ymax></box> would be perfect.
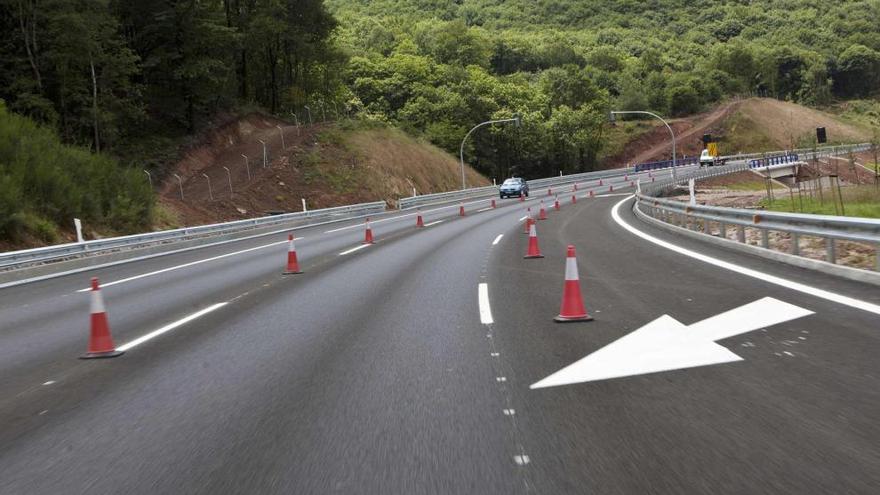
<box><xmin>499</xmin><ymin>178</ymin><xmax>529</xmax><ymax>199</ymax></box>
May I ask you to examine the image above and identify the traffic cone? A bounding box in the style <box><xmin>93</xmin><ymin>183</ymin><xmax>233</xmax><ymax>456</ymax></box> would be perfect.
<box><xmin>571</xmin><ymin>194</ymin><xmax>577</xmax><ymax>204</ymax></box>
<box><xmin>459</xmin><ymin>203</ymin><xmax>466</xmax><ymax>216</ymax></box>
<box><xmin>589</xmin><ymin>190</ymin><xmax>594</xmax><ymax>198</ymax></box>
<box><xmin>524</xmin><ymin>223</ymin><xmax>544</xmax><ymax>259</ymax></box>
<box><xmin>598</xmin><ymin>179</ymin><xmax>603</xmax><ymax>186</ymax></box>
<box><xmin>573</xmin><ymin>183</ymin><xmax>578</xmax><ymax>191</ymax></box>
<box><xmin>491</xmin><ymin>199</ymin><xmax>496</xmax><ymax>209</ymax></box>
<box><xmin>283</xmin><ymin>234</ymin><xmax>302</xmax><ymax>275</ymax></box>
<box><xmin>652</xmin><ymin>177</ymin><xmax>655</xmax><ymax>183</ymax></box>
<box><xmin>609</xmin><ymin>185</ymin><xmax>614</xmax><ymax>192</ymax></box>
<box><xmin>538</xmin><ymin>200</ymin><xmax>548</xmax><ymax>220</ymax></box>
<box><xmin>554</xmin><ymin>196</ymin><xmax>561</xmax><ymax>211</ymax></box>
<box><xmin>416</xmin><ymin>210</ymin><xmax>424</xmax><ymax>228</ymax></box>
<box><xmin>554</xmin><ymin>245</ymin><xmax>593</xmax><ymax>322</ymax></box>
<box><xmin>547</xmin><ymin>187</ymin><xmax>552</xmax><ymax>196</ymax></box>
<box><xmin>523</xmin><ymin>208</ymin><xmax>533</xmax><ymax>234</ymax></box>
<box><xmin>630</xmin><ymin>181</ymin><xmax>635</xmax><ymax>187</ymax></box>
<box><xmin>364</xmin><ymin>218</ymin><xmax>374</xmax><ymax>244</ymax></box>
<box><xmin>81</xmin><ymin>277</ymin><xmax>123</xmax><ymax>359</ymax></box>
<box><xmin>624</xmin><ymin>174</ymin><xmax>628</xmax><ymax>181</ymax></box>
<box><xmin>519</xmin><ymin>192</ymin><xmax>525</xmax><ymax>202</ymax></box>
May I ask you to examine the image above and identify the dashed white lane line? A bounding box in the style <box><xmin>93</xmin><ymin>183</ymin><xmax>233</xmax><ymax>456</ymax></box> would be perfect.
<box><xmin>477</xmin><ymin>207</ymin><xmax>494</xmax><ymax>213</ymax></box>
<box><xmin>338</xmin><ymin>244</ymin><xmax>371</xmax><ymax>256</ymax></box>
<box><xmin>492</xmin><ymin>234</ymin><xmax>504</xmax><ymax>246</ymax></box>
<box><xmin>75</xmin><ymin>238</ymin><xmax>304</xmax><ymax>292</ymax></box>
<box><xmin>42</xmin><ymin>381</ymin><xmax>55</xmax><ymax>386</ymax></box>
<box><xmin>323</xmin><ymin>198</ymin><xmax>491</xmax><ymax>234</ymax></box>
<box><xmin>423</xmin><ymin>220</ymin><xmax>444</xmax><ymax>227</ymax></box>
<box><xmin>116</xmin><ymin>302</ymin><xmax>228</xmax><ymax>352</ymax></box>
<box><xmin>478</xmin><ymin>283</ymin><xmax>494</xmax><ymax>324</ymax></box>
<box><xmin>611</xmin><ymin>196</ymin><xmax>880</xmax><ymax>316</ymax></box>
<box><xmin>518</xmin><ymin>215</ymin><xmax>528</xmax><ymax>222</ymax></box>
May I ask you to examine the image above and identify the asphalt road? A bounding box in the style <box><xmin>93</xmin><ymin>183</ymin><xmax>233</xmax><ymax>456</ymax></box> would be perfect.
<box><xmin>1</xmin><ymin>170</ymin><xmax>878</xmax><ymax>494</ymax></box>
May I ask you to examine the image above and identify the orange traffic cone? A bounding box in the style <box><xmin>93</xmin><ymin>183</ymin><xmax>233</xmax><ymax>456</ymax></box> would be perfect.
<box><xmin>538</xmin><ymin>200</ymin><xmax>548</xmax><ymax>220</ymax></box>
<box><xmin>459</xmin><ymin>203</ymin><xmax>466</xmax><ymax>216</ymax></box>
<box><xmin>630</xmin><ymin>181</ymin><xmax>635</xmax><ymax>187</ymax></box>
<box><xmin>81</xmin><ymin>277</ymin><xmax>123</xmax><ymax>359</ymax></box>
<box><xmin>416</xmin><ymin>210</ymin><xmax>424</xmax><ymax>228</ymax></box>
<box><xmin>554</xmin><ymin>245</ymin><xmax>593</xmax><ymax>322</ymax></box>
<box><xmin>571</xmin><ymin>194</ymin><xmax>577</xmax><ymax>204</ymax></box>
<box><xmin>547</xmin><ymin>187</ymin><xmax>552</xmax><ymax>196</ymax></box>
<box><xmin>491</xmin><ymin>199</ymin><xmax>496</xmax><ymax>209</ymax></box>
<box><xmin>364</xmin><ymin>218</ymin><xmax>374</xmax><ymax>244</ymax></box>
<box><xmin>523</xmin><ymin>208</ymin><xmax>533</xmax><ymax>234</ymax></box>
<box><xmin>609</xmin><ymin>185</ymin><xmax>614</xmax><ymax>192</ymax></box>
<box><xmin>554</xmin><ymin>196</ymin><xmax>561</xmax><ymax>211</ymax></box>
<box><xmin>573</xmin><ymin>183</ymin><xmax>578</xmax><ymax>191</ymax></box>
<box><xmin>519</xmin><ymin>192</ymin><xmax>525</xmax><ymax>202</ymax></box>
<box><xmin>589</xmin><ymin>190</ymin><xmax>594</xmax><ymax>198</ymax></box>
<box><xmin>524</xmin><ymin>223</ymin><xmax>544</xmax><ymax>259</ymax></box>
<box><xmin>283</xmin><ymin>234</ymin><xmax>302</xmax><ymax>275</ymax></box>
<box><xmin>598</xmin><ymin>179</ymin><xmax>603</xmax><ymax>186</ymax></box>
<box><xmin>624</xmin><ymin>174</ymin><xmax>628</xmax><ymax>181</ymax></box>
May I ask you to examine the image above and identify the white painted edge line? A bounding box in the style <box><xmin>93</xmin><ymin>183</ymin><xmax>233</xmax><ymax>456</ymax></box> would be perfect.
<box><xmin>423</xmin><ymin>220</ymin><xmax>444</xmax><ymax>227</ymax></box>
<box><xmin>478</xmin><ymin>283</ymin><xmax>494</xmax><ymax>324</ymax></box>
<box><xmin>492</xmin><ymin>234</ymin><xmax>504</xmax><ymax>246</ymax></box>
<box><xmin>339</xmin><ymin>244</ymin><xmax>371</xmax><ymax>256</ymax></box>
<box><xmin>75</xmin><ymin>238</ymin><xmax>302</xmax><ymax>292</ymax></box>
<box><xmin>116</xmin><ymin>302</ymin><xmax>228</xmax><ymax>352</ymax></box>
<box><xmin>611</xmin><ymin>196</ymin><xmax>880</xmax><ymax>316</ymax></box>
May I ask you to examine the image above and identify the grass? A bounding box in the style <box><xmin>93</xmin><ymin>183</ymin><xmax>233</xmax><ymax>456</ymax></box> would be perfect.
<box><xmin>759</xmin><ymin>185</ymin><xmax>880</xmax><ymax>218</ymax></box>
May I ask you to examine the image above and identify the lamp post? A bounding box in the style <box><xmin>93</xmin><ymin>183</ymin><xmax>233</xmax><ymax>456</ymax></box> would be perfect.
<box><xmin>241</xmin><ymin>154</ymin><xmax>251</xmax><ymax>181</ymax></box>
<box><xmin>610</xmin><ymin>110</ymin><xmax>677</xmax><ymax>184</ymax></box>
<box><xmin>258</xmin><ymin>139</ymin><xmax>267</xmax><ymax>168</ymax></box>
<box><xmin>459</xmin><ymin>114</ymin><xmax>521</xmax><ymax>190</ymax></box>
<box><xmin>276</xmin><ymin>125</ymin><xmax>285</xmax><ymax>150</ymax></box>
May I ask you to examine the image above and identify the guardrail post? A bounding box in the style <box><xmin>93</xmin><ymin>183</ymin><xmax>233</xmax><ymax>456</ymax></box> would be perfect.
<box><xmin>826</xmin><ymin>238</ymin><xmax>836</xmax><ymax>264</ymax></box>
<box><xmin>876</xmin><ymin>245</ymin><xmax>879</xmax><ymax>272</ymax></box>
<box><xmin>737</xmin><ymin>225</ymin><xmax>746</xmax><ymax>243</ymax></box>
<box><xmin>720</xmin><ymin>222</ymin><xmax>727</xmax><ymax>239</ymax></box>
<box><xmin>761</xmin><ymin>229</ymin><xmax>769</xmax><ymax>249</ymax></box>
<box><xmin>791</xmin><ymin>233</ymin><xmax>800</xmax><ymax>255</ymax></box>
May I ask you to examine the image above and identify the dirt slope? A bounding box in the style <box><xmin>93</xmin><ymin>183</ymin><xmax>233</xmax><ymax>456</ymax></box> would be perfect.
<box><xmin>158</xmin><ymin>115</ymin><xmax>489</xmax><ymax>226</ymax></box>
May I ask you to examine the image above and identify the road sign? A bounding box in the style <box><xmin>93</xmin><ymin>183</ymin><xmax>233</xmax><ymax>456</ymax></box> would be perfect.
<box><xmin>530</xmin><ymin>298</ymin><xmax>813</xmax><ymax>389</ymax></box>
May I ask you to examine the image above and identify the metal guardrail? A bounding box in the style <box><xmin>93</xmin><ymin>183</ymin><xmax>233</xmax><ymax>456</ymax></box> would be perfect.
<box><xmin>0</xmin><ymin>201</ymin><xmax>386</xmax><ymax>270</ymax></box>
<box><xmin>636</xmin><ymin>142</ymin><xmax>879</xmax><ymax>271</ymax></box>
<box><xmin>398</xmin><ymin>166</ymin><xmax>640</xmax><ymax>210</ymax></box>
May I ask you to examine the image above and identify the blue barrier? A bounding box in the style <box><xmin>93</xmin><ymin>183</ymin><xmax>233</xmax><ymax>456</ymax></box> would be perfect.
<box><xmin>634</xmin><ymin>156</ymin><xmax>699</xmax><ymax>172</ymax></box>
<box><xmin>748</xmin><ymin>153</ymin><xmax>799</xmax><ymax>169</ymax></box>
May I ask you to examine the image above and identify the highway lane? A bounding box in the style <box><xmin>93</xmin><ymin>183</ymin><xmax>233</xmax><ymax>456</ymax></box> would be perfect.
<box><xmin>0</xmin><ymin>188</ymin><xmax>545</xmax><ymax>494</ymax></box>
<box><xmin>489</xmin><ymin>195</ymin><xmax>880</xmax><ymax>493</ymax></box>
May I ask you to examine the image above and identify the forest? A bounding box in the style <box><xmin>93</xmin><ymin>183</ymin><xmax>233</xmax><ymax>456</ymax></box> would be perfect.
<box><xmin>1</xmin><ymin>0</ymin><xmax>880</xmax><ymax>241</ymax></box>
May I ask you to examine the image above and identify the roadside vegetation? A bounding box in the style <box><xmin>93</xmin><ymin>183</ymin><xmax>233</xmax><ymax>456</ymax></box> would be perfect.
<box><xmin>0</xmin><ymin>102</ymin><xmax>152</xmax><ymax>244</ymax></box>
<box><xmin>759</xmin><ymin>185</ymin><xmax>880</xmax><ymax>218</ymax></box>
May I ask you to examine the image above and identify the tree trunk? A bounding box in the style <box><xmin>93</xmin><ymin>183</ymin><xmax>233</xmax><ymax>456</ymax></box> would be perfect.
<box><xmin>17</xmin><ymin>0</ymin><xmax>42</xmax><ymax>92</ymax></box>
<box><xmin>89</xmin><ymin>52</ymin><xmax>100</xmax><ymax>152</ymax></box>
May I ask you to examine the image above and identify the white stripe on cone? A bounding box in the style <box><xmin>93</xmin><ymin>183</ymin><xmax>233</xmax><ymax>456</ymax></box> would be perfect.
<box><xmin>90</xmin><ymin>288</ymin><xmax>106</xmax><ymax>314</ymax></box>
<box><xmin>564</xmin><ymin>256</ymin><xmax>579</xmax><ymax>281</ymax></box>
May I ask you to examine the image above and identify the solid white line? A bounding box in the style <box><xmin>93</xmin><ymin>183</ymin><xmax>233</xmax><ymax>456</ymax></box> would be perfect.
<box><xmin>492</xmin><ymin>234</ymin><xmax>504</xmax><ymax>246</ymax></box>
<box><xmin>339</xmin><ymin>244</ymin><xmax>371</xmax><ymax>256</ymax></box>
<box><xmin>423</xmin><ymin>220</ymin><xmax>444</xmax><ymax>227</ymax></box>
<box><xmin>477</xmin><ymin>207</ymin><xmax>493</xmax><ymax>213</ymax></box>
<box><xmin>76</xmin><ymin>239</ymin><xmax>302</xmax><ymax>292</ymax></box>
<box><xmin>116</xmin><ymin>302</ymin><xmax>228</xmax><ymax>352</ymax></box>
<box><xmin>478</xmin><ymin>283</ymin><xmax>494</xmax><ymax>324</ymax></box>
<box><xmin>518</xmin><ymin>215</ymin><xmax>528</xmax><ymax>222</ymax></box>
<box><xmin>611</xmin><ymin>196</ymin><xmax>880</xmax><ymax>316</ymax></box>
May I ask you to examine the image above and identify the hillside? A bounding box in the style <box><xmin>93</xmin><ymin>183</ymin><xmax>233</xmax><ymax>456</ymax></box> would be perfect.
<box><xmin>159</xmin><ymin>116</ymin><xmax>489</xmax><ymax>227</ymax></box>
<box><xmin>603</xmin><ymin>98</ymin><xmax>874</xmax><ymax>167</ymax></box>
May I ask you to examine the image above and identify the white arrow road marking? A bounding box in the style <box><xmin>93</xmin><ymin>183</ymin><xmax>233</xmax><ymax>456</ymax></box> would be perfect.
<box><xmin>530</xmin><ymin>297</ymin><xmax>813</xmax><ymax>389</ymax></box>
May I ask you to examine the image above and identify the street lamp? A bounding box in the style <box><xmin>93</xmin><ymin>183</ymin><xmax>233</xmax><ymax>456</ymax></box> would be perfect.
<box><xmin>610</xmin><ymin>110</ymin><xmax>677</xmax><ymax>184</ymax></box>
<box><xmin>459</xmin><ymin>114</ymin><xmax>521</xmax><ymax>190</ymax></box>
<box><xmin>258</xmin><ymin>139</ymin><xmax>267</xmax><ymax>168</ymax></box>
<box><xmin>241</xmin><ymin>154</ymin><xmax>251</xmax><ymax>181</ymax></box>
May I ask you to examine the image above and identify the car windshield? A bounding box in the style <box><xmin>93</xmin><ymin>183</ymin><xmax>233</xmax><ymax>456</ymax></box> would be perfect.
<box><xmin>502</xmin><ymin>179</ymin><xmax>519</xmax><ymax>186</ymax></box>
